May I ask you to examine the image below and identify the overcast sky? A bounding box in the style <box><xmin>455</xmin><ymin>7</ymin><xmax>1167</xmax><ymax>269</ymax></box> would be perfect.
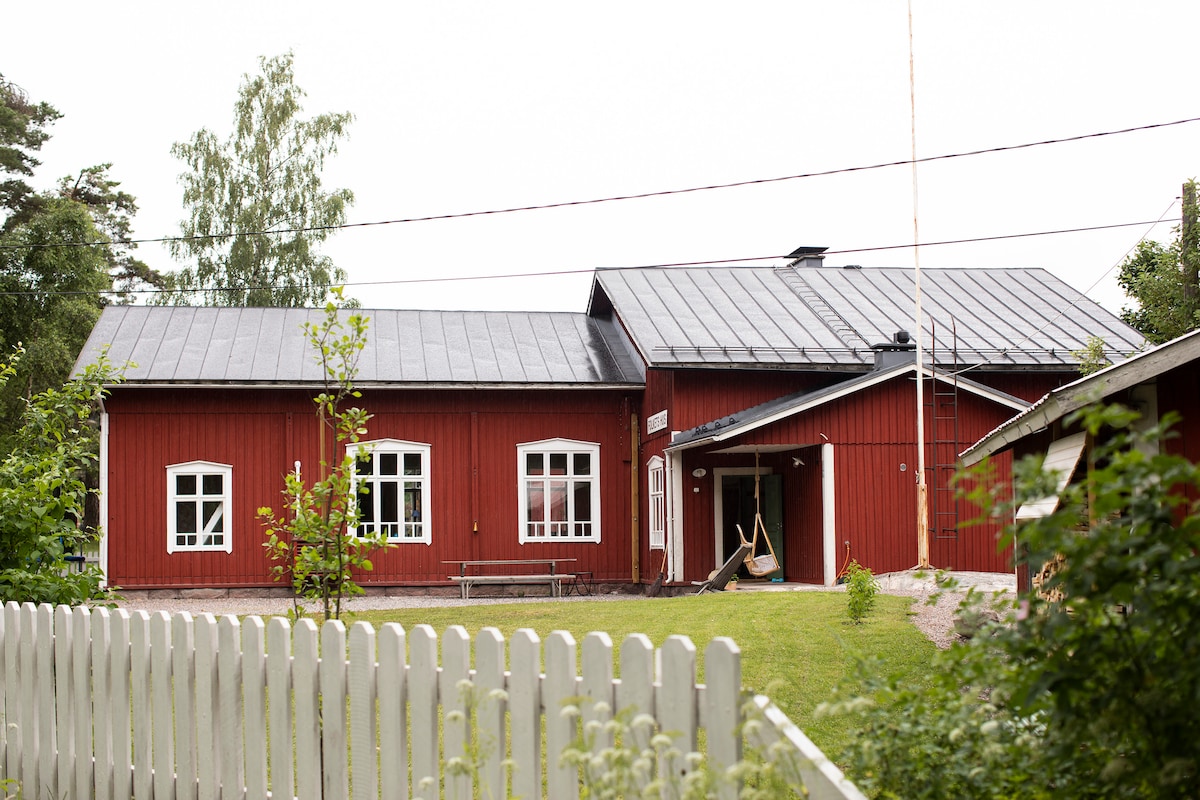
<box><xmin>7</xmin><ymin>2</ymin><xmax>1199</xmax><ymax>315</ymax></box>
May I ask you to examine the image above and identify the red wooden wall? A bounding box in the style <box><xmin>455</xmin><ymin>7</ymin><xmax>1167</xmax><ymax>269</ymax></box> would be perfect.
<box><xmin>666</xmin><ymin>373</ymin><xmax>1021</xmax><ymax>582</ymax></box>
<box><xmin>104</xmin><ymin>388</ymin><xmax>636</xmax><ymax>589</ymax></box>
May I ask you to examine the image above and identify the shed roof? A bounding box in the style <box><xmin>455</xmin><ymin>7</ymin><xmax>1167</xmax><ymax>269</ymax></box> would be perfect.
<box><xmin>961</xmin><ymin>327</ymin><xmax>1200</xmax><ymax>465</ymax></box>
<box><xmin>74</xmin><ymin>306</ymin><xmax>644</xmax><ymax>388</ymax></box>
<box><xmin>592</xmin><ymin>264</ymin><xmax>1145</xmax><ymax>370</ymax></box>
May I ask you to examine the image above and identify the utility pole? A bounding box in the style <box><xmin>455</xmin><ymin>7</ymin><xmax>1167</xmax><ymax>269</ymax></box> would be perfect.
<box><xmin>908</xmin><ymin>0</ymin><xmax>930</xmax><ymax>569</ymax></box>
<box><xmin>1182</xmin><ymin>180</ymin><xmax>1198</xmax><ymax>307</ymax></box>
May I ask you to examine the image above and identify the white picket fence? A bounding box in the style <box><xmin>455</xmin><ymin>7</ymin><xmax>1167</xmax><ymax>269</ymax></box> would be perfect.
<box><xmin>0</xmin><ymin>601</ymin><xmax>865</xmax><ymax>800</ymax></box>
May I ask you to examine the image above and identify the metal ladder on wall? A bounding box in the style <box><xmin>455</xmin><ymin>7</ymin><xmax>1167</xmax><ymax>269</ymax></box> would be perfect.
<box><xmin>927</xmin><ymin>320</ymin><xmax>961</xmax><ymax>541</ymax></box>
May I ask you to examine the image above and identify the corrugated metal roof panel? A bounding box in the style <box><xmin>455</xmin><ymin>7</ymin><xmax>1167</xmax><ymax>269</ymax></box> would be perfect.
<box><xmin>596</xmin><ymin>265</ymin><xmax>1145</xmax><ymax>369</ymax></box>
<box><xmin>74</xmin><ymin>306</ymin><xmax>644</xmax><ymax>387</ymax></box>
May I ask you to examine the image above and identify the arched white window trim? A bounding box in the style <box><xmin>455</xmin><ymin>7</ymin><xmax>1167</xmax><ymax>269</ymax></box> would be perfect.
<box><xmin>166</xmin><ymin>460</ymin><xmax>233</xmax><ymax>554</ymax></box>
<box><xmin>346</xmin><ymin>438</ymin><xmax>433</xmax><ymax>545</ymax></box>
<box><xmin>647</xmin><ymin>455</ymin><xmax>665</xmax><ymax>550</ymax></box>
<box><xmin>517</xmin><ymin>437</ymin><xmax>601</xmax><ymax>544</ymax></box>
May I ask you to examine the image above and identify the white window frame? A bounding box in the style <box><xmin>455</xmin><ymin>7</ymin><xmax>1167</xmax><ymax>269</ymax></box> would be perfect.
<box><xmin>517</xmin><ymin>438</ymin><xmax>601</xmax><ymax>544</ymax></box>
<box><xmin>166</xmin><ymin>461</ymin><xmax>233</xmax><ymax>554</ymax></box>
<box><xmin>347</xmin><ymin>439</ymin><xmax>432</xmax><ymax>545</ymax></box>
<box><xmin>647</xmin><ymin>455</ymin><xmax>665</xmax><ymax>550</ymax></box>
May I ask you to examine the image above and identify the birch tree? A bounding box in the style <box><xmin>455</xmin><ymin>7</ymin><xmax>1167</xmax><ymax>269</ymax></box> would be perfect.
<box><xmin>166</xmin><ymin>53</ymin><xmax>354</xmax><ymax>307</ymax></box>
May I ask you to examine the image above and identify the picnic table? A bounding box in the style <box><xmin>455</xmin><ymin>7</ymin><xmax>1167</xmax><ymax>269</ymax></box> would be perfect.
<box><xmin>443</xmin><ymin>558</ymin><xmax>578</xmax><ymax>599</ymax></box>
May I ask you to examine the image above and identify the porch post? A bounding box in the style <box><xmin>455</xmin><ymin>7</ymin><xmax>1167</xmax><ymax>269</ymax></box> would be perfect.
<box><xmin>822</xmin><ymin>442</ymin><xmax>837</xmax><ymax>586</ymax></box>
<box><xmin>667</xmin><ymin>449</ymin><xmax>686</xmax><ymax>582</ymax></box>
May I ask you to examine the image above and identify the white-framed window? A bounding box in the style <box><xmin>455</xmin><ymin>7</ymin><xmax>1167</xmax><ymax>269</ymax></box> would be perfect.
<box><xmin>348</xmin><ymin>439</ymin><xmax>432</xmax><ymax>544</ymax></box>
<box><xmin>647</xmin><ymin>455</ymin><xmax>665</xmax><ymax>550</ymax></box>
<box><xmin>166</xmin><ymin>461</ymin><xmax>233</xmax><ymax>554</ymax></box>
<box><xmin>518</xmin><ymin>438</ymin><xmax>601</xmax><ymax>543</ymax></box>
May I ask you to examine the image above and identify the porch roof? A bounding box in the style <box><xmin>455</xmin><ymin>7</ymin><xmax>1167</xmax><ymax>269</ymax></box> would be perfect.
<box><xmin>668</xmin><ymin>363</ymin><xmax>1029</xmax><ymax>452</ymax></box>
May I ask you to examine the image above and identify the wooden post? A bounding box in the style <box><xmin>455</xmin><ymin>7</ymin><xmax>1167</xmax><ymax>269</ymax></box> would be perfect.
<box><xmin>1182</xmin><ymin>180</ymin><xmax>1198</xmax><ymax>305</ymax></box>
<box><xmin>631</xmin><ymin>411</ymin><xmax>641</xmax><ymax>583</ymax></box>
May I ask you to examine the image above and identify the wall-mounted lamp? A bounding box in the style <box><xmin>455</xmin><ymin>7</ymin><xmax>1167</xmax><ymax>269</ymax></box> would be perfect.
<box><xmin>691</xmin><ymin>468</ymin><xmax>707</xmax><ymax>478</ymax></box>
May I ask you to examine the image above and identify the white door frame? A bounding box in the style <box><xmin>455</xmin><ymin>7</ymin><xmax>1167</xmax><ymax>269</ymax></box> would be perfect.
<box><xmin>712</xmin><ymin>467</ymin><xmax>773</xmax><ymax>567</ymax></box>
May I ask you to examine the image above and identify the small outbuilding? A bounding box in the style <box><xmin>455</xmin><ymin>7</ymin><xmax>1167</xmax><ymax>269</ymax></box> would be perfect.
<box><xmin>962</xmin><ymin>327</ymin><xmax>1200</xmax><ymax>590</ymax></box>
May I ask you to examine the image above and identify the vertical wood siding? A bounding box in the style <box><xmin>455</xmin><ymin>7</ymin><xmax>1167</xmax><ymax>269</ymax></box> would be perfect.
<box><xmin>671</xmin><ymin>369</ymin><xmax>844</xmax><ymax>432</ymax></box>
<box><xmin>670</xmin><ymin>373</ymin><xmax>1019</xmax><ymax>583</ymax></box>
<box><xmin>1161</xmin><ymin>366</ymin><xmax>1200</xmax><ymax>496</ymax></box>
<box><xmin>105</xmin><ymin>388</ymin><xmax>634</xmax><ymax>589</ymax></box>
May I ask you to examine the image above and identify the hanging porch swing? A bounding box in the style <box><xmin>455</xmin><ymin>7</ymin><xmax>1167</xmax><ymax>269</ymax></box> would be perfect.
<box><xmin>736</xmin><ymin>451</ymin><xmax>781</xmax><ymax>577</ymax></box>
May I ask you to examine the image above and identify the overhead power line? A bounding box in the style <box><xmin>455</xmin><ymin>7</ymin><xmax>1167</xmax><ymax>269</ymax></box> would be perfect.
<box><xmin>2</xmin><ymin>115</ymin><xmax>1197</xmax><ymax>254</ymax></box>
<box><xmin>0</xmin><ymin>216</ymin><xmax>1180</xmax><ymax>299</ymax></box>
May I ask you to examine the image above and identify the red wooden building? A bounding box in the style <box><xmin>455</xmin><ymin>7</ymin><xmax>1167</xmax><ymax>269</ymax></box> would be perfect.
<box><xmin>75</xmin><ymin>247</ymin><xmax>1144</xmax><ymax>591</ymax></box>
<box><xmin>962</xmin><ymin>327</ymin><xmax>1200</xmax><ymax>590</ymax></box>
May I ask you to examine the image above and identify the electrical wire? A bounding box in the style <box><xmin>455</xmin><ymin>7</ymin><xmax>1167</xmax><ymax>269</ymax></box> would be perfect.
<box><xmin>0</xmin><ymin>215</ymin><xmax>1181</xmax><ymax>298</ymax></box>
<box><xmin>2</xmin><ymin>115</ymin><xmax>1197</xmax><ymax>254</ymax></box>
<box><xmin>948</xmin><ymin>199</ymin><xmax>1181</xmax><ymax>377</ymax></box>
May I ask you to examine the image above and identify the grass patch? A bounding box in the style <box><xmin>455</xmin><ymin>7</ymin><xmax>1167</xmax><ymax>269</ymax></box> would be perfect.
<box><xmin>342</xmin><ymin>590</ymin><xmax>933</xmax><ymax>757</ymax></box>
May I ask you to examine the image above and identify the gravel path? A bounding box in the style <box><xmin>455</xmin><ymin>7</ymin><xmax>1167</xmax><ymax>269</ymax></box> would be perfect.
<box><xmin>114</xmin><ymin>570</ymin><xmax>1015</xmax><ymax>649</ymax></box>
<box><xmin>873</xmin><ymin>570</ymin><xmax>1016</xmax><ymax>649</ymax></box>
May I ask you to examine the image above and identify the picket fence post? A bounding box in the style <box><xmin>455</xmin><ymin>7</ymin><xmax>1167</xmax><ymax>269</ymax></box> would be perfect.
<box><xmin>0</xmin><ymin>601</ymin><xmax>865</xmax><ymax>799</ymax></box>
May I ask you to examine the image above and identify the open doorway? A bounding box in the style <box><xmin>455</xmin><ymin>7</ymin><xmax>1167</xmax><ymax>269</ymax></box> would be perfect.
<box><xmin>718</xmin><ymin>473</ymin><xmax>783</xmax><ymax>580</ymax></box>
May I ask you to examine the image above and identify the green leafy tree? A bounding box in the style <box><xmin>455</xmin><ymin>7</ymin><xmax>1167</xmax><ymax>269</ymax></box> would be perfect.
<box><xmin>0</xmin><ymin>72</ymin><xmax>61</xmax><ymax>232</ymax></box>
<box><xmin>0</xmin><ymin>75</ymin><xmax>160</xmax><ymax>444</ymax></box>
<box><xmin>0</xmin><ymin>348</ymin><xmax>121</xmax><ymax>605</ymax></box>
<box><xmin>166</xmin><ymin>52</ymin><xmax>354</xmax><ymax>307</ymax></box>
<box><xmin>58</xmin><ymin>164</ymin><xmax>163</xmax><ymax>299</ymax></box>
<box><xmin>1119</xmin><ymin>179</ymin><xmax>1200</xmax><ymax>343</ymax></box>
<box><xmin>259</xmin><ymin>289</ymin><xmax>390</xmax><ymax>620</ymax></box>
<box><xmin>827</xmin><ymin>403</ymin><xmax>1200</xmax><ymax>798</ymax></box>
<box><xmin>0</xmin><ymin>197</ymin><xmax>110</xmax><ymax>445</ymax></box>
<box><xmin>1070</xmin><ymin>334</ymin><xmax>1112</xmax><ymax>376</ymax></box>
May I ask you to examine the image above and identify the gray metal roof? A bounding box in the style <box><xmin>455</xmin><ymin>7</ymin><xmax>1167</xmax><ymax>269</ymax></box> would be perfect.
<box><xmin>74</xmin><ymin>306</ymin><xmax>644</xmax><ymax>387</ymax></box>
<box><xmin>593</xmin><ymin>265</ymin><xmax>1146</xmax><ymax>370</ymax></box>
<box><xmin>961</xmin><ymin>326</ymin><xmax>1200</xmax><ymax>465</ymax></box>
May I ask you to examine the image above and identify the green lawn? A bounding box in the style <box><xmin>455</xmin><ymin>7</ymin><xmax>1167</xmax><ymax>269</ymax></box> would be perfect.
<box><xmin>344</xmin><ymin>590</ymin><xmax>934</xmax><ymax>757</ymax></box>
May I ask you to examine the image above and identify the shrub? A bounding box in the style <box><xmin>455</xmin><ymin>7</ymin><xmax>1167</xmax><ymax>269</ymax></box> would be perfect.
<box><xmin>827</xmin><ymin>402</ymin><xmax>1200</xmax><ymax>798</ymax></box>
<box><xmin>844</xmin><ymin>559</ymin><xmax>879</xmax><ymax>624</ymax></box>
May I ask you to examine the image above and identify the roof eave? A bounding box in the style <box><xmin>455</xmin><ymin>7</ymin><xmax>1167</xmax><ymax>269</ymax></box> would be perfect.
<box><xmin>110</xmin><ymin>380</ymin><xmax>645</xmax><ymax>391</ymax></box>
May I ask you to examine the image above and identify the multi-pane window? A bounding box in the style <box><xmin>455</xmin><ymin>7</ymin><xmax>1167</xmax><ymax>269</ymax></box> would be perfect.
<box><xmin>647</xmin><ymin>455</ymin><xmax>665</xmax><ymax>550</ymax></box>
<box><xmin>166</xmin><ymin>461</ymin><xmax>233</xmax><ymax>553</ymax></box>
<box><xmin>349</xmin><ymin>440</ymin><xmax>431</xmax><ymax>544</ymax></box>
<box><xmin>518</xmin><ymin>439</ymin><xmax>600</xmax><ymax>543</ymax></box>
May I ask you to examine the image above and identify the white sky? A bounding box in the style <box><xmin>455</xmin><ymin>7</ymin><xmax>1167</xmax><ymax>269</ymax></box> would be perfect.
<box><xmin>7</xmin><ymin>1</ymin><xmax>1199</xmax><ymax>315</ymax></box>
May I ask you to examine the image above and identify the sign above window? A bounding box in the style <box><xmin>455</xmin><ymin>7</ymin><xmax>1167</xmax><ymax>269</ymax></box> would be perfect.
<box><xmin>646</xmin><ymin>409</ymin><xmax>668</xmax><ymax>435</ymax></box>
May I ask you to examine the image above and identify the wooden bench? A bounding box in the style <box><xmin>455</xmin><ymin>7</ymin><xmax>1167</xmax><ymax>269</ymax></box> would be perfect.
<box><xmin>444</xmin><ymin>558</ymin><xmax>576</xmax><ymax>600</ymax></box>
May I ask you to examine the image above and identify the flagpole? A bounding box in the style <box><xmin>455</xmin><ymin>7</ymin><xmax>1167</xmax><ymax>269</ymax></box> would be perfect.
<box><xmin>908</xmin><ymin>0</ymin><xmax>930</xmax><ymax>568</ymax></box>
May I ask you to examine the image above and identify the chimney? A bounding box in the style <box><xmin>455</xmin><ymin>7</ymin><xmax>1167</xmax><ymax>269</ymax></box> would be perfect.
<box><xmin>872</xmin><ymin>330</ymin><xmax>917</xmax><ymax>369</ymax></box>
<box><xmin>786</xmin><ymin>245</ymin><xmax>828</xmax><ymax>269</ymax></box>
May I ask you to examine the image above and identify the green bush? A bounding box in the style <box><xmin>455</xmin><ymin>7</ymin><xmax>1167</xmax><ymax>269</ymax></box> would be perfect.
<box><xmin>0</xmin><ymin>348</ymin><xmax>122</xmax><ymax>606</ymax></box>
<box><xmin>844</xmin><ymin>559</ymin><xmax>879</xmax><ymax>624</ymax></box>
<box><xmin>826</xmin><ymin>403</ymin><xmax>1200</xmax><ymax>798</ymax></box>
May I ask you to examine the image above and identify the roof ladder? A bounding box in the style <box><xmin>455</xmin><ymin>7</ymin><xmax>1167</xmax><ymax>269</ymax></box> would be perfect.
<box><xmin>926</xmin><ymin>319</ymin><xmax>961</xmax><ymax>542</ymax></box>
<box><xmin>774</xmin><ymin>268</ymin><xmax>870</xmax><ymax>348</ymax></box>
